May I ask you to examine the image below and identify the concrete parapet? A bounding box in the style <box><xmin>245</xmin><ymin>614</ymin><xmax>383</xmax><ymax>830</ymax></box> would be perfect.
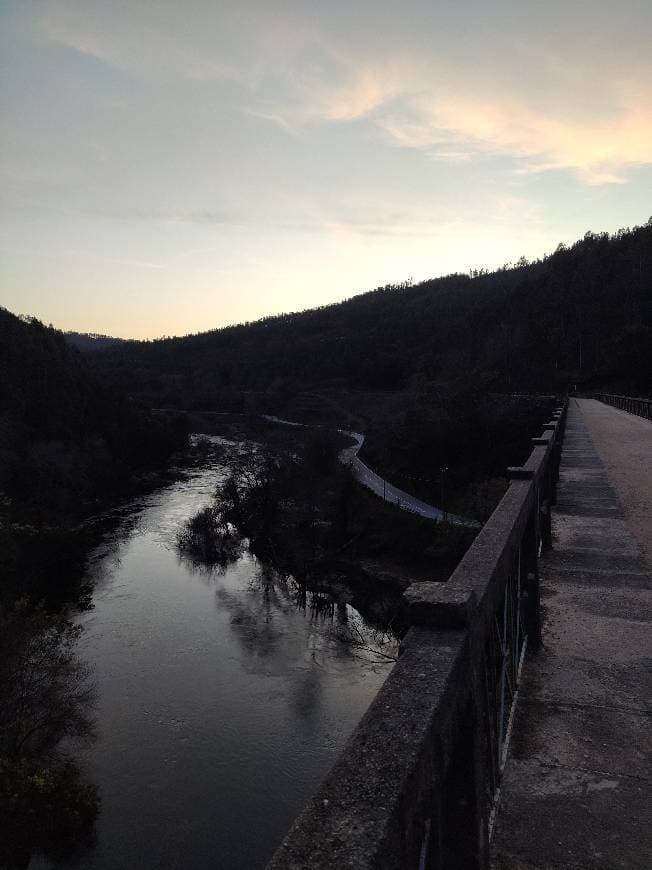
<box><xmin>404</xmin><ymin>582</ymin><xmax>476</xmax><ymax>627</ymax></box>
<box><xmin>267</xmin><ymin>627</ymin><xmax>471</xmax><ymax>870</ymax></box>
<box><xmin>267</xmin><ymin>399</ymin><xmax>569</xmax><ymax>870</ymax></box>
<box><xmin>506</xmin><ymin>467</ymin><xmax>535</xmax><ymax>480</ymax></box>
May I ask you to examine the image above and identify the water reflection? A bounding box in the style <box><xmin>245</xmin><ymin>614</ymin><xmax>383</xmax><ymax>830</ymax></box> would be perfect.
<box><xmin>216</xmin><ymin>565</ymin><xmax>397</xmax><ymax>672</ymax></box>
<box><xmin>29</xmin><ymin>445</ymin><xmax>397</xmax><ymax>870</ymax></box>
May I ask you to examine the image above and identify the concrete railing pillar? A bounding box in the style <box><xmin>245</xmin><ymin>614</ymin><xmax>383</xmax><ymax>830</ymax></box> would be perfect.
<box><xmin>507</xmin><ymin>467</ymin><xmax>542</xmax><ymax>649</ymax></box>
<box><xmin>404</xmin><ymin>583</ymin><xmax>488</xmax><ymax>870</ymax></box>
<box><xmin>440</xmin><ymin>700</ymin><xmax>490</xmax><ymax>870</ymax></box>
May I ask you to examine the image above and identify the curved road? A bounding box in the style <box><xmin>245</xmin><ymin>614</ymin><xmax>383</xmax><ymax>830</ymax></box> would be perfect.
<box><xmin>264</xmin><ymin>415</ymin><xmax>480</xmax><ymax>529</ymax></box>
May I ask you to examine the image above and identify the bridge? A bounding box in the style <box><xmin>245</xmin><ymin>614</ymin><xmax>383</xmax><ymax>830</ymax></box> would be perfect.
<box><xmin>267</xmin><ymin>395</ymin><xmax>651</xmax><ymax>869</ymax></box>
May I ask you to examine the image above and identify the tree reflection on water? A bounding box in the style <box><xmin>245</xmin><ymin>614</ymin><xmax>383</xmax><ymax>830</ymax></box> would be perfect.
<box><xmin>216</xmin><ymin>563</ymin><xmax>399</xmax><ymax>668</ymax></box>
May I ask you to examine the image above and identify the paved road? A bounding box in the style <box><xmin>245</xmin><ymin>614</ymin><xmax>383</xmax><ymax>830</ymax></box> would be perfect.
<box><xmin>337</xmin><ymin>430</ymin><xmax>480</xmax><ymax>527</ymax></box>
<box><xmin>579</xmin><ymin>398</ymin><xmax>652</xmax><ymax>571</ymax></box>
<box><xmin>492</xmin><ymin>398</ymin><xmax>652</xmax><ymax>869</ymax></box>
<box><xmin>263</xmin><ymin>415</ymin><xmax>480</xmax><ymax>528</ymax></box>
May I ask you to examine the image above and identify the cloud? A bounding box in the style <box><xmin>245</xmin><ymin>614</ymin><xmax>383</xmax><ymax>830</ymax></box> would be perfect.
<box><xmin>244</xmin><ymin>34</ymin><xmax>652</xmax><ymax>186</ymax></box>
<box><xmin>261</xmin><ymin>187</ymin><xmax>544</xmax><ymax>243</ymax></box>
<box><xmin>37</xmin><ymin>1</ymin><xmax>249</xmax><ymax>83</ymax></box>
<box><xmin>372</xmin><ymin>83</ymin><xmax>652</xmax><ymax>185</ymax></box>
<box><xmin>35</xmin><ymin>2</ymin><xmax>652</xmax><ymax>185</ymax></box>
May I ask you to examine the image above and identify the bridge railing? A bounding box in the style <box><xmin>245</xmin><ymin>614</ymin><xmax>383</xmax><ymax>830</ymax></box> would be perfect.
<box><xmin>594</xmin><ymin>393</ymin><xmax>651</xmax><ymax>420</ymax></box>
<box><xmin>267</xmin><ymin>402</ymin><xmax>568</xmax><ymax>870</ymax></box>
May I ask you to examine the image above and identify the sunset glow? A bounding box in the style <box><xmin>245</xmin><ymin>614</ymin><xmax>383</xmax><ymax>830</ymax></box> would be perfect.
<box><xmin>1</xmin><ymin>0</ymin><xmax>651</xmax><ymax>338</ymax></box>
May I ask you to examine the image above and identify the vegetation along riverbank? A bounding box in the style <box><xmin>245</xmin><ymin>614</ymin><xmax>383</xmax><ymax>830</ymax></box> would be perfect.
<box><xmin>0</xmin><ymin>308</ymin><xmax>189</xmax><ymax>868</ymax></box>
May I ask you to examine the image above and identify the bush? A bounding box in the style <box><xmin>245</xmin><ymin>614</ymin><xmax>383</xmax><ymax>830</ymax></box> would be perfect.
<box><xmin>177</xmin><ymin>506</ymin><xmax>243</xmax><ymax>567</ymax></box>
<box><xmin>0</xmin><ymin>757</ymin><xmax>99</xmax><ymax>868</ymax></box>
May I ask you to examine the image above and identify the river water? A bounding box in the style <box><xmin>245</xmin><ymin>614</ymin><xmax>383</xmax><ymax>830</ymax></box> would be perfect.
<box><xmin>34</xmin><ymin>439</ymin><xmax>395</xmax><ymax>870</ymax></box>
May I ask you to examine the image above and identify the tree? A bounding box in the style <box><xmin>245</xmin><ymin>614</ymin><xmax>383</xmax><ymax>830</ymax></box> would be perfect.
<box><xmin>0</xmin><ymin>602</ymin><xmax>99</xmax><ymax>868</ymax></box>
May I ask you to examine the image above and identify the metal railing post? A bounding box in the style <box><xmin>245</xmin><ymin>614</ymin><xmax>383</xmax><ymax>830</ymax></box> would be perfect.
<box><xmin>595</xmin><ymin>393</ymin><xmax>651</xmax><ymax>421</ymax></box>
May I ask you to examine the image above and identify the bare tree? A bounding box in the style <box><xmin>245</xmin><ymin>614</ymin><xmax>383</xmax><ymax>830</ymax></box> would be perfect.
<box><xmin>0</xmin><ymin>602</ymin><xmax>98</xmax><ymax>869</ymax></box>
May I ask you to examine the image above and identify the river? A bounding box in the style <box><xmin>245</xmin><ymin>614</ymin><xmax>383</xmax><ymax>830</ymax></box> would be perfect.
<box><xmin>33</xmin><ymin>438</ymin><xmax>395</xmax><ymax>870</ymax></box>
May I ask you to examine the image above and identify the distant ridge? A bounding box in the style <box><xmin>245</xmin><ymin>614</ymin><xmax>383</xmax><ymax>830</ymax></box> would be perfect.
<box><xmin>88</xmin><ymin>221</ymin><xmax>652</xmax><ymax>409</ymax></box>
<box><xmin>64</xmin><ymin>331</ymin><xmax>127</xmax><ymax>352</ymax></box>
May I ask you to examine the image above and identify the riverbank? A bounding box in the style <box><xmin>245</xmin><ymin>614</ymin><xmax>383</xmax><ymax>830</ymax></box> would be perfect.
<box><xmin>178</xmin><ymin>426</ymin><xmax>476</xmax><ymax>608</ymax></box>
<box><xmin>28</xmin><ymin>446</ymin><xmax>396</xmax><ymax>870</ymax></box>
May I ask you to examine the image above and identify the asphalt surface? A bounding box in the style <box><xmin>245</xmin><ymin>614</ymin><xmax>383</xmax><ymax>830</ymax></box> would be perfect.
<box><xmin>263</xmin><ymin>414</ymin><xmax>480</xmax><ymax>528</ymax></box>
<box><xmin>337</xmin><ymin>430</ymin><xmax>480</xmax><ymax>527</ymax></box>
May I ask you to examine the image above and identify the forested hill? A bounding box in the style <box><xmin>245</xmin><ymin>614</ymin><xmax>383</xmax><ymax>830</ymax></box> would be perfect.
<box><xmin>0</xmin><ymin>308</ymin><xmax>187</xmax><ymax>602</ymax></box>
<box><xmin>64</xmin><ymin>331</ymin><xmax>127</xmax><ymax>352</ymax></box>
<box><xmin>0</xmin><ymin>309</ymin><xmax>185</xmax><ymax>487</ymax></box>
<box><xmin>89</xmin><ymin>223</ymin><xmax>651</xmax><ymax>410</ymax></box>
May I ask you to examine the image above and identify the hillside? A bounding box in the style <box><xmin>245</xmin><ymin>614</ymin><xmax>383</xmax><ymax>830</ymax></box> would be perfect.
<box><xmin>64</xmin><ymin>331</ymin><xmax>127</xmax><ymax>353</ymax></box>
<box><xmin>90</xmin><ymin>222</ymin><xmax>651</xmax><ymax>411</ymax></box>
<box><xmin>0</xmin><ymin>308</ymin><xmax>187</xmax><ymax>604</ymax></box>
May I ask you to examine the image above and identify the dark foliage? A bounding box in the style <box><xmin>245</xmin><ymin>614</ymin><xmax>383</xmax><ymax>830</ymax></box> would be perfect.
<box><xmin>0</xmin><ymin>307</ymin><xmax>188</xmax><ymax>605</ymax></box>
<box><xmin>0</xmin><ymin>603</ymin><xmax>98</xmax><ymax>870</ymax></box>
<box><xmin>0</xmin><ymin>604</ymin><xmax>95</xmax><ymax>762</ymax></box>
<box><xmin>0</xmin><ymin>756</ymin><xmax>99</xmax><ymax>869</ymax></box>
<box><xmin>177</xmin><ymin>505</ymin><xmax>244</xmax><ymax>568</ymax></box>
<box><xmin>180</xmin><ymin>430</ymin><xmax>477</xmax><ymax>636</ymax></box>
<box><xmin>88</xmin><ymin>223</ymin><xmax>651</xmax><ymax>410</ymax></box>
<box><xmin>0</xmin><ymin>305</ymin><xmax>187</xmax><ymax>864</ymax></box>
<box><xmin>360</xmin><ymin>388</ymin><xmax>557</xmax><ymax>519</ymax></box>
<box><xmin>63</xmin><ymin>331</ymin><xmax>126</xmax><ymax>353</ymax></box>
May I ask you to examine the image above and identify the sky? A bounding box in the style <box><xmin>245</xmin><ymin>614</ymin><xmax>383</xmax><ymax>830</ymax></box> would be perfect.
<box><xmin>1</xmin><ymin>1</ymin><xmax>651</xmax><ymax>339</ymax></box>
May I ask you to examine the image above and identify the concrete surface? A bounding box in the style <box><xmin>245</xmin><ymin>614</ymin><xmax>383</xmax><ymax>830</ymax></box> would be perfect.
<box><xmin>492</xmin><ymin>398</ymin><xmax>652</xmax><ymax>870</ymax></box>
<box><xmin>578</xmin><ymin>398</ymin><xmax>652</xmax><ymax>572</ymax></box>
<box><xmin>266</xmin><ymin>626</ymin><xmax>471</xmax><ymax>870</ymax></box>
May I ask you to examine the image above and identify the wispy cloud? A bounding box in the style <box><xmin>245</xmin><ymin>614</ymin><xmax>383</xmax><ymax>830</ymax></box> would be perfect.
<box><xmin>378</xmin><ymin>89</ymin><xmax>652</xmax><ymax>185</ymax></box>
<box><xmin>35</xmin><ymin>2</ymin><xmax>652</xmax><ymax>185</ymax></box>
<box><xmin>70</xmin><ymin>207</ymin><xmax>241</xmax><ymax>226</ymax></box>
<box><xmin>256</xmin><ymin>46</ymin><xmax>652</xmax><ymax>185</ymax></box>
<box><xmin>37</xmin><ymin>2</ymin><xmax>248</xmax><ymax>84</ymax></box>
<box><xmin>261</xmin><ymin>188</ymin><xmax>545</xmax><ymax>242</ymax></box>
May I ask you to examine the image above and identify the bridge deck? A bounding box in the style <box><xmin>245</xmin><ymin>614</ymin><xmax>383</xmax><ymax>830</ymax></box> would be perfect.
<box><xmin>492</xmin><ymin>398</ymin><xmax>652</xmax><ymax>869</ymax></box>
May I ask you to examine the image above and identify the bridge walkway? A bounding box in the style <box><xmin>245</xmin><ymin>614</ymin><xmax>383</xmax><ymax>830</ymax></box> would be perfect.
<box><xmin>492</xmin><ymin>398</ymin><xmax>652</xmax><ymax>869</ymax></box>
